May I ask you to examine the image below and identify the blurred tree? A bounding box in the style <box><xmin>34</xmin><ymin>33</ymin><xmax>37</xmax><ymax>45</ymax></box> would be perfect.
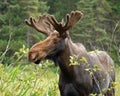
<box><xmin>19</xmin><ymin>0</ymin><xmax>48</xmax><ymax>47</ymax></box>
<box><xmin>107</xmin><ymin>0</ymin><xmax>120</xmax><ymax>64</ymax></box>
<box><xmin>0</xmin><ymin>0</ymin><xmax>119</xmax><ymax>65</ymax></box>
<box><xmin>73</xmin><ymin>0</ymin><xmax>112</xmax><ymax>50</ymax></box>
<box><xmin>0</xmin><ymin>0</ymin><xmax>49</xmax><ymax>64</ymax></box>
<box><xmin>109</xmin><ymin>0</ymin><xmax>120</xmax><ymax>15</ymax></box>
<box><xmin>42</xmin><ymin>0</ymin><xmax>78</xmax><ymax>20</ymax></box>
<box><xmin>74</xmin><ymin>0</ymin><xmax>120</xmax><ymax>64</ymax></box>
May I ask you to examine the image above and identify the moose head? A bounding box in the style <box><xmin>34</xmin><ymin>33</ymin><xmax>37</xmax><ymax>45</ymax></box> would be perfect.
<box><xmin>25</xmin><ymin>11</ymin><xmax>83</xmax><ymax>64</ymax></box>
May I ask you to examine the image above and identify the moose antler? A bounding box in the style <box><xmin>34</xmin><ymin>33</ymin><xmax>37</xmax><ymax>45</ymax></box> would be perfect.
<box><xmin>25</xmin><ymin>14</ymin><xmax>55</xmax><ymax>36</ymax></box>
<box><xmin>63</xmin><ymin>10</ymin><xmax>83</xmax><ymax>30</ymax></box>
<box><xmin>25</xmin><ymin>10</ymin><xmax>83</xmax><ymax>36</ymax></box>
<box><xmin>47</xmin><ymin>10</ymin><xmax>83</xmax><ymax>32</ymax></box>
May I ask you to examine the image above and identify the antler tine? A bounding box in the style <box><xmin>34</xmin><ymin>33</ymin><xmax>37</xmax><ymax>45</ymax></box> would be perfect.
<box><xmin>47</xmin><ymin>15</ymin><xmax>62</xmax><ymax>32</ymax></box>
<box><xmin>25</xmin><ymin>17</ymin><xmax>33</xmax><ymax>27</ymax></box>
<box><xmin>25</xmin><ymin>14</ymin><xmax>54</xmax><ymax>36</ymax></box>
<box><xmin>63</xmin><ymin>10</ymin><xmax>83</xmax><ymax>31</ymax></box>
<box><xmin>25</xmin><ymin>11</ymin><xmax>83</xmax><ymax>36</ymax></box>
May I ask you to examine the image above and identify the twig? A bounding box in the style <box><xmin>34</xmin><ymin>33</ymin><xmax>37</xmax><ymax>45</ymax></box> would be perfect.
<box><xmin>109</xmin><ymin>21</ymin><xmax>120</xmax><ymax>52</ymax></box>
<box><xmin>0</xmin><ymin>32</ymin><xmax>12</xmax><ymax>63</ymax></box>
<box><xmin>112</xmin><ymin>21</ymin><xmax>120</xmax><ymax>41</ymax></box>
<box><xmin>30</xmin><ymin>65</ymin><xmax>48</xmax><ymax>95</ymax></box>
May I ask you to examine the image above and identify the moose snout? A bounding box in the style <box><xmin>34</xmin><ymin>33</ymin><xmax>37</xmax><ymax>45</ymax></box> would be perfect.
<box><xmin>28</xmin><ymin>51</ymin><xmax>47</xmax><ymax>64</ymax></box>
<box><xmin>28</xmin><ymin>52</ymin><xmax>38</xmax><ymax>62</ymax></box>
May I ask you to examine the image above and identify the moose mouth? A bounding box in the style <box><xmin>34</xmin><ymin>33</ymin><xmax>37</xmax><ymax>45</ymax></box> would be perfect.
<box><xmin>34</xmin><ymin>60</ymin><xmax>41</xmax><ymax>64</ymax></box>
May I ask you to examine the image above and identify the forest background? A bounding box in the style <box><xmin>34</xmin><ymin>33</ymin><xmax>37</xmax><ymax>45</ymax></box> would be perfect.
<box><xmin>0</xmin><ymin>0</ymin><xmax>120</xmax><ymax>96</ymax></box>
<box><xmin>0</xmin><ymin>0</ymin><xmax>120</xmax><ymax>65</ymax></box>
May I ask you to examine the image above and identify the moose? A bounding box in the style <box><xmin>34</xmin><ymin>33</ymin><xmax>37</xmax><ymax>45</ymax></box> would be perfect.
<box><xmin>25</xmin><ymin>10</ymin><xmax>115</xmax><ymax>96</ymax></box>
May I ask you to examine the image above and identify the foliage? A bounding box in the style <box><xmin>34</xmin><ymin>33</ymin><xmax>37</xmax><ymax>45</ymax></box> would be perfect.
<box><xmin>0</xmin><ymin>58</ymin><xmax>120</xmax><ymax>96</ymax></box>
<box><xmin>0</xmin><ymin>0</ymin><xmax>49</xmax><ymax>64</ymax></box>
<box><xmin>0</xmin><ymin>46</ymin><xmax>60</xmax><ymax>95</ymax></box>
<box><xmin>75</xmin><ymin>0</ymin><xmax>111</xmax><ymax>45</ymax></box>
<box><xmin>74</xmin><ymin>0</ymin><xmax>120</xmax><ymax>65</ymax></box>
<box><xmin>44</xmin><ymin>0</ymin><xmax>78</xmax><ymax>20</ymax></box>
<box><xmin>0</xmin><ymin>0</ymin><xmax>119</xmax><ymax>65</ymax></box>
<box><xmin>69</xmin><ymin>55</ymin><xmax>79</xmax><ymax>66</ymax></box>
<box><xmin>0</xmin><ymin>63</ymin><xmax>60</xmax><ymax>96</ymax></box>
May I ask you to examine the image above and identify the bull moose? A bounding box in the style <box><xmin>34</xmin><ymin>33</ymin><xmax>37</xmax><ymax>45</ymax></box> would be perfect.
<box><xmin>25</xmin><ymin>10</ymin><xmax>115</xmax><ymax>96</ymax></box>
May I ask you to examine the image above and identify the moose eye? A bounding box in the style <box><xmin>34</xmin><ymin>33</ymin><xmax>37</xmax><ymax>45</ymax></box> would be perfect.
<box><xmin>53</xmin><ymin>39</ymin><xmax>58</xmax><ymax>44</ymax></box>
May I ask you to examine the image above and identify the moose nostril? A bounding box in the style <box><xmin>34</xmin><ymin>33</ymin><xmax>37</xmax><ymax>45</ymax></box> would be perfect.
<box><xmin>28</xmin><ymin>52</ymin><xmax>38</xmax><ymax>62</ymax></box>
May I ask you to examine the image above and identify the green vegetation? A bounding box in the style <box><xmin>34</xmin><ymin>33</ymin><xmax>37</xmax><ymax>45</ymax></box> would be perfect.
<box><xmin>0</xmin><ymin>0</ymin><xmax>119</xmax><ymax>65</ymax></box>
<box><xmin>0</xmin><ymin>63</ymin><xmax>60</xmax><ymax>96</ymax></box>
<box><xmin>0</xmin><ymin>62</ymin><xmax>120</xmax><ymax>96</ymax></box>
<box><xmin>115</xmin><ymin>67</ymin><xmax>120</xmax><ymax>96</ymax></box>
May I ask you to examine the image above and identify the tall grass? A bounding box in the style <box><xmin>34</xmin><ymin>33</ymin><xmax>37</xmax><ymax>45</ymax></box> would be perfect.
<box><xmin>115</xmin><ymin>66</ymin><xmax>120</xmax><ymax>96</ymax></box>
<box><xmin>0</xmin><ymin>61</ymin><xmax>120</xmax><ymax>96</ymax></box>
<box><xmin>0</xmin><ymin>62</ymin><xmax>60</xmax><ymax>96</ymax></box>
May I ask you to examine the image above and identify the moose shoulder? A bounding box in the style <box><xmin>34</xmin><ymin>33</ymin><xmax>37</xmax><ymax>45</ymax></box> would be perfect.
<box><xmin>25</xmin><ymin>10</ymin><xmax>115</xmax><ymax>96</ymax></box>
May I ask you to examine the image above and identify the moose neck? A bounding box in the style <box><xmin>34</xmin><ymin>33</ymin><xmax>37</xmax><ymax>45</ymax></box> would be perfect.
<box><xmin>56</xmin><ymin>38</ymin><xmax>88</xmax><ymax>79</ymax></box>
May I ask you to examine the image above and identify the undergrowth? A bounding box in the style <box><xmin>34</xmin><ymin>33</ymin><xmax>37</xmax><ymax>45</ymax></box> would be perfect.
<box><xmin>0</xmin><ymin>62</ymin><xmax>60</xmax><ymax>96</ymax></box>
<box><xmin>0</xmin><ymin>45</ymin><xmax>120</xmax><ymax>96</ymax></box>
<box><xmin>0</xmin><ymin>63</ymin><xmax>120</xmax><ymax>96</ymax></box>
